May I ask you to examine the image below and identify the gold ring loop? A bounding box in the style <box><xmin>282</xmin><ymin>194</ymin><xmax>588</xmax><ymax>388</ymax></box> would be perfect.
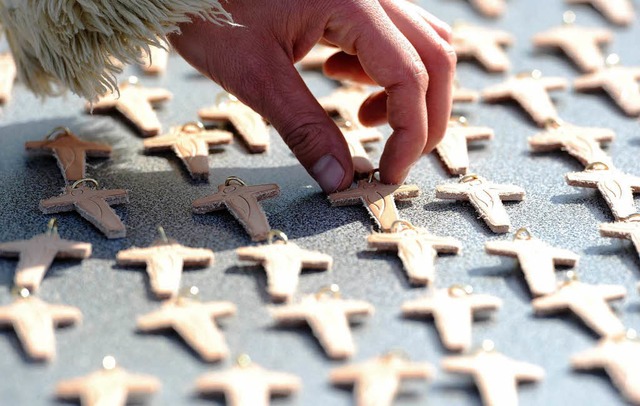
<box><xmin>585</xmin><ymin>162</ymin><xmax>609</xmax><ymax>171</ymax></box>
<box><xmin>71</xmin><ymin>178</ymin><xmax>100</xmax><ymax>189</ymax></box>
<box><xmin>448</xmin><ymin>284</ymin><xmax>473</xmax><ymax>297</ymax></box>
<box><xmin>383</xmin><ymin>349</ymin><xmax>410</xmax><ymax>361</ymax></box>
<box><xmin>126</xmin><ymin>76</ymin><xmax>140</xmax><ymax>86</ymax></box>
<box><xmin>224</xmin><ymin>176</ymin><xmax>247</xmax><ymax>186</ymax></box>
<box><xmin>180</xmin><ymin>121</ymin><xmax>205</xmax><ymax>133</ymax></box>
<box><xmin>514</xmin><ymin>227</ymin><xmax>532</xmax><ymax>240</ymax></box>
<box><xmin>267</xmin><ymin>230</ymin><xmax>288</xmax><ymax>245</ymax></box>
<box><xmin>390</xmin><ymin>220</ymin><xmax>415</xmax><ymax>234</ymax></box>
<box><xmin>176</xmin><ymin>286</ymin><xmax>200</xmax><ymax>306</ymax></box>
<box><xmin>562</xmin><ymin>271</ymin><xmax>579</xmax><ymax>287</ymax></box>
<box><xmin>624</xmin><ymin>213</ymin><xmax>640</xmax><ymax>223</ymax></box>
<box><xmin>47</xmin><ymin>218</ymin><xmax>59</xmax><ymax>236</ymax></box>
<box><xmin>517</xmin><ymin>70</ymin><xmax>541</xmax><ymax>79</ymax></box>
<box><xmin>215</xmin><ymin>92</ymin><xmax>239</xmax><ymax>107</ymax></box>
<box><xmin>460</xmin><ymin>173</ymin><xmax>481</xmax><ymax>184</ymax></box>
<box><xmin>544</xmin><ymin>118</ymin><xmax>563</xmax><ymax>129</ymax></box>
<box><xmin>157</xmin><ymin>226</ymin><xmax>169</xmax><ymax>243</ymax></box>
<box><xmin>102</xmin><ymin>356</ymin><xmax>117</xmax><ymax>370</ymax></box>
<box><xmin>44</xmin><ymin>126</ymin><xmax>72</xmax><ymax>140</ymax></box>
<box><xmin>236</xmin><ymin>354</ymin><xmax>252</xmax><ymax>368</ymax></box>
<box><xmin>315</xmin><ymin>284</ymin><xmax>341</xmax><ymax>300</ymax></box>
<box><xmin>367</xmin><ymin>168</ymin><xmax>380</xmax><ymax>183</ymax></box>
<box><xmin>11</xmin><ymin>286</ymin><xmax>31</xmax><ymax>299</ymax></box>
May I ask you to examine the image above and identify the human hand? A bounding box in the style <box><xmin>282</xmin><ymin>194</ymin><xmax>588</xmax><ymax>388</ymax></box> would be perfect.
<box><xmin>169</xmin><ymin>0</ymin><xmax>455</xmax><ymax>192</ymax></box>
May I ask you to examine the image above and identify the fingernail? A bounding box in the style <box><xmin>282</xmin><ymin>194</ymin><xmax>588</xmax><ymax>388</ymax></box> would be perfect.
<box><xmin>312</xmin><ymin>154</ymin><xmax>345</xmax><ymax>193</ymax></box>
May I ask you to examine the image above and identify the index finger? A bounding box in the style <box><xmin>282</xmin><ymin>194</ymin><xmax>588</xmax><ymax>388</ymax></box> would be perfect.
<box><xmin>323</xmin><ymin>0</ymin><xmax>429</xmax><ymax>184</ymax></box>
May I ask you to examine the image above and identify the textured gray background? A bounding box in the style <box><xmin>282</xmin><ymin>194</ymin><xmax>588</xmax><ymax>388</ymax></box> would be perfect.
<box><xmin>1</xmin><ymin>0</ymin><xmax>640</xmax><ymax>405</ymax></box>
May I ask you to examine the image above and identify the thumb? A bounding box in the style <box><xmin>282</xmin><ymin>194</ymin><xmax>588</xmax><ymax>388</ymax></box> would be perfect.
<box><xmin>226</xmin><ymin>48</ymin><xmax>354</xmax><ymax>193</ymax></box>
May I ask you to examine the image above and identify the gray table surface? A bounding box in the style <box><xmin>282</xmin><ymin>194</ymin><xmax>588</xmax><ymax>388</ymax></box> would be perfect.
<box><xmin>2</xmin><ymin>0</ymin><xmax>640</xmax><ymax>405</ymax></box>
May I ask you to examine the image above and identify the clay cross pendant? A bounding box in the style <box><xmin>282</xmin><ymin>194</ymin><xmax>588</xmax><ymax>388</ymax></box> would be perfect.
<box><xmin>341</xmin><ymin>125</ymin><xmax>383</xmax><ymax>175</ymax></box>
<box><xmin>25</xmin><ymin>127</ymin><xmax>112</xmax><ymax>183</ymax></box>
<box><xmin>532</xmin><ymin>20</ymin><xmax>612</xmax><ymax>72</ymax></box>
<box><xmin>40</xmin><ymin>178</ymin><xmax>129</xmax><ymax>239</ymax></box>
<box><xmin>330</xmin><ymin>351</ymin><xmax>434</xmax><ymax>406</ymax></box>
<box><xmin>0</xmin><ymin>52</ymin><xmax>16</xmax><ymax>103</ymax></box>
<box><xmin>532</xmin><ymin>272</ymin><xmax>626</xmax><ymax>337</ymax></box>
<box><xmin>139</xmin><ymin>41</ymin><xmax>169</xmax><ymax>75</ymax></box>
<box><xmin>436</xmin><ymin>117</ymin><xmax>494</xmax><ymax>175</ymax></box>
<box><xmin>565</xmin><ymin>162</ymin><xmax>640</xmax><ymax>220</ymax></box>
<box><xmin>88</xmin><ymin>76</ymin><xmax>172</xmax><ymax>137</ymax></box>
<box><xmin>566</xmin><ymin>0</ymin><xmax>635</xmax><ymax>26</ymax></box>
<box><xmin>56</xmin><ymin>356</ymin><xmax>160</xmax><ymax>406</ymax></box>
<box><xmin>435</xmin><ymin>174</ymin><xmax>525</xmax><ymax>233</ymax></box>
<box><xmin>482</xmin><ymin>71</ymin><xmax>568</xmax><ymax>126</ymax></box>
<box><xmin>367</xmin><ymin>220</ymin><xmax>461</xmax><ymax>285</ymax></box>
<box><xmin>195</xmin><ymin>354</ymin><xmax>301</xmax><ymax>406</ymax></box>
<box><xmin>0</xmin><ymin>219</ymin><xmax>91</xmax><ymax>291</ymax></box>
<box><xmin>452</xmin><ymin>24</ymin><xmax>514</xmax><ymax>72</ymax></box>
<box><xmin>116</xmin><ymin>227</ymin><xmax>214</xmax><ymax>298</ymax></box>
<box><xmin>320</xmin><ymin>84</ymin><xmax>372</xmax><ymax>128</ymax></box>
<box><xmin>442</xmin><ymin>341</ymin><xmax>544</xmax><ymax>406</ymax></box>
<box><xmin>0</xmin><ymin>288</ymin><xmax>81</xmax><ymax>361</ymax></box>
<box><xmin>198</xmin><ymin>94</ymin><xmax>269</xmax><ymax>153</ymax></box>
<box><xmin>299</xmin><ymin>44</ymin><xmax>339</xmax><ymax>70</ymax></box>
<box><xmin>572</xmin><ymin>330</ymin><xmax>640</xmax><ymax>404</ymax></box>
<box><xmin>137</xmin><ymin>286</ymin><xmax>236</xmax><ymax>361</ymax></box>
<box><xmin>271</xmin><ymin>284</ymin><xmax>373</xmax><ymax>359</ymax></box>
<box><xmin>469</xmin><ymin>0</ymin><xmax>506</xmax><ymax>17</ymax></box>
<box><xmin>236</xmin><ymin>230</ymin><xmax>332</xmax><ymax>302</ymax></box>
<box><xmin>402</xmin><ymin>285</ymin><xmax>502</xmax><ymax>351</ymax></box>
<box><xmin>574</xmin><ymin>58</ymin><xmax>640</xmax><ymax>116</ymax></box>
<box><xmin>192</xmin><ymin>176</ymin><xmax>280</xmax><ymax>241</ymax></box>
<box><xmin>329</xmin><ymin>175</ymin><xmax>420</xmax><ymax>231</ymax></box>
<box><xmin>453</xmin><ymin>82</ymin><xmax>480</xmax><ymax>103</ymax></box>
<box><xmin>528</xmin><ymin>119</ymin><xmax>614</xmax><ymax>167</ymax></box>
<box><xmin>600</xmin><ymin>214</ymin><xmax>640</xmax><ymax>261</ymax></box>
<box><xmin>485</xmin><ymin>228</ymin><xmax>580</xmax><ymax>296</ymax></box>
<box><xmin>143</xmin><ymin>121</ymin><xmax>233</xmax><ymax>180</ymax></box>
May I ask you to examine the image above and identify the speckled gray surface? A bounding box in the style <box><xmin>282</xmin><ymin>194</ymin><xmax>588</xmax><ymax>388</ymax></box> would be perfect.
<box><xmin>1</xmin><ymin>1</ymin><xmax>640</xmax><ymax>405</ymax></box>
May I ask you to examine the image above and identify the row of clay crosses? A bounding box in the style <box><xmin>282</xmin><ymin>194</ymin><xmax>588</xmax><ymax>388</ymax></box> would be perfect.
<box><xmin>463</xmin><ymin>0</ymin><xmax>634</xmax><ymax>26</ymax></box>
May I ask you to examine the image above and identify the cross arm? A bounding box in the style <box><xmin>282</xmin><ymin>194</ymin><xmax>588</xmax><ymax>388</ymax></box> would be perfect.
<box><xmin>204</xmin><ymin>301</ymin><xmax>237</xmax><ymax>317</ymax></box>
<box><xmin>299</xmin><ymin>249</ymin><xmax>333</xmax><ymax>269</ymax></box>
<box><xmin>136</xmin><ymin>308</ymin><xmax>176</xmax><ymax>330</ymax></box>
<box><xmin>441</xmin><ymin>356</ymin><xmax>477</xmax><ymax>374</ymax></box>
<box><xmin>266</xmin><ymin>371</ymin><xmax>302</xmax><ymax>394</ymax></box>
<box><xmin>125</xmin><ymin>373</ymin><xmax>162</xmax><ymax>393</ymax></box>
<box><xmin>570</xmin><ymin>345</ymin><xmax>607</xmax><ymax>369</ymax></box>
<box><xmin>49</xmin><ymin>304</ymin><xmax>83</xmax><ymax>326</ymax></box>
<box><xmin>55</xmin><ymin>377</ymin><xmax>89</xmax><ymax>398</ymax></box>
<box><xmin>513</xmin><ymin>361</ymin><xmax>545</xmax><ymax>381</ymax></box>
<box><xmin>401</xmin><ymin>298</ymin><xmax>434</xmax><ymax>315</ymax></box>
<box><xmin>341</xmin><ymin>300</ymin><xmax>375</xmax><ymax>317</ymax></box>
<box><xmin>469</xmin><ymin>294</ymin><xmax>503</xmax><ymax>311</ymax></box>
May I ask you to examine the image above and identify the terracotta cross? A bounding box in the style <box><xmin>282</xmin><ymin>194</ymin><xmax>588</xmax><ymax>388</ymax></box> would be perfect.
<box><xmin>137</xmin><ymin>286</ymin><xmax>236</xmax><ymax>362</ymax></box>
<box><xmin>532</xmin><ymin>19</ymin><xmax>613</xmax><ymax>72</ymax></box>
<box><xmin>566</xmin><ymin>0</ymin><xmax>635</xmax><ymax>26</ymax></box>
<box><xmin>469</xmin><ymin>0</ymin><xmax>505</xmax><ymax>17</ymax></box>
<box><xmin>299</xmin><ymin>44</ymin><xmax>339</xmax><ymax>70</ymax></box>
<box><xmin>366</xmin><ymin>220</ymin><xmax>461</xmax><ymax>285</ymax></box>
<box><xmin>600</xmin><ymin>213</ymin><xmax>640</xmax><ymax>260</ymax></box>
<box><xmin>402</xmin><ymin>285</ymin><xmax>502</xmax><ymax>351</ymax></box>
<box><xmin>56</xmin><ymin>356</ymin><xmax>160</xmax><ymax>406</ymax></box>
<box><xmin>25</xmin><ymin>126</ymin><xmax>112</xmax><ymax>183</ymax></box>
<box><xmin>329</xmin><ymin>351</ymin><xmax>434</xmax><ymax>406</ymax></box>
<box><xmin>442</xmin><ymin>341</ymin><xmax>545</xmax><ymax>406</ymax></box>
<box><xmin>565</xmin><ymin>162</ymin><xmax>640</xmax><ymax>220</ymax></box>
<box><xmin>572</xmin><ymin>330</ymin><xmax>640</xmax><ymax>404</ymax></box>
<box><xmin>192</xmin><ymin>176</ymin><xmax>280</xmax><ymax>241</ymax></box>
<box><xmin>0</xmin><ymin>288</ymin><xmax>81</xmax><ymax>361</ymax></box>
<box><xmin>485</xmin><ymin>228</ymin><xmax>580</xmax><ymax>296</ymax></box>
<box><xmin>0</xmin><ymin>52</ymin><xmax>16</xmax><ymax>103</ymax></box>
<box><xmin>574</xmin><ymin>57</ymin><xmax>640</xmax><ymax>116</ymax></box>
<box><xmin>320</xmin><ymin>84</ymin><xmax>372</xmax><ymax>128</ymax></box>
<box><xmin>435</xmin><ymin>174</ymin><xmax>526</xmax><ymax>233</ymax></box>
<box><xmin>271</xmin><ymin>284</ymin><xmax>374</xmax><ymax>359</ymax></box>
<box><xmin>40</xmin><ymin>178</ymin><xmax>129</xmax><ymax>239</ymax></box>
<box><xmin>195</xmin><ymin>354</ymin><xmax>301</xmax><ymax>406</ymax></box>
<box><xmin>453</xmin><ymin>82</ymin><xmax>480</xmax><ymax>103</ymax></box>
<box><xmin>532</xmin><ymin>272</ymin><xmax>626</xmax><ymax>337</ymax></box>
<box><xmin>116</xmin><ymin>227</ymin><xmax>215</xmax><ymax>298</ymax></box>
<box><xmin>328</xmin><ymin>175</ymin><xmax>421</xmax><ymax>231</ymax></box>
<box><xmin>87</xmin><ymin>76</ymin><xmax>172</xmax><ymax>137</ymax></box>
<box><xmin>482</xmin><ymin>71</ymin><xmax>568</xmax><ymax>126</ymax></box>
<box><xmin>452</xmin><ymin>24</ymin><xmax>514</xmax><ymax>72</ymax></box>
<box><xmin>143</xmin><ymin>121</ymin><xmax>233</xmax><ymax>180</ymax></box>
<box><xmin>436</xmin><ymin>117</ymin><xmax>494</xmax><ymax>175</ymax></box>
<box><xmin>236</xmin><ymin>230</ymin><xmax>333</xmax><ymax>302</ymax></box>
<box><xmin>139</xmin><ymin>41</ymin><xmax>169</xmax><ymax>75</ymax></box>
<box><xmin>198</xmin><ymin>94</ymin><xmax>269</xmax><ymax>153</ymax></box>
<box><xmin>0</xmin><ymin>219</ymin><xmax>91</xmax><ymax>291</ymax></box>
<box><xmin>341</xmin><ymin>125</ymin><xmax>383</xmax><ymax>175</ymax></box>
<box><xmin>528</xmin><ymin>119</ymin><xmax>614</xmax><ymax>167</ymax></box>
